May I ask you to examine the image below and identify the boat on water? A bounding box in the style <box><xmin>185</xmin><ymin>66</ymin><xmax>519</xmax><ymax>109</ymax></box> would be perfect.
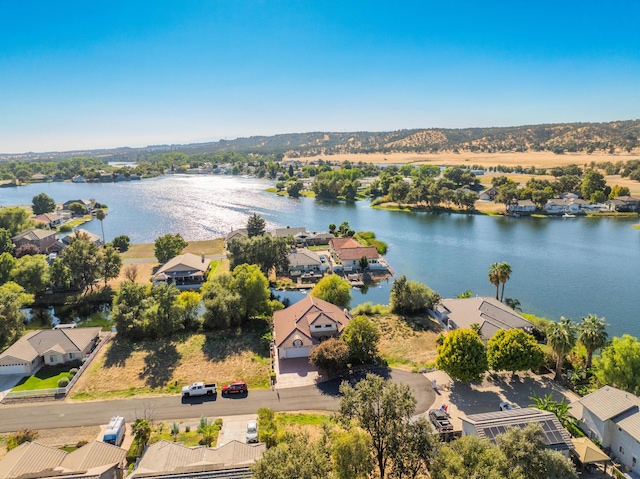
<box><xmin>562</xmin><ymin>213</ymin><xmax>576</xmax><ymax>218</ymax></box>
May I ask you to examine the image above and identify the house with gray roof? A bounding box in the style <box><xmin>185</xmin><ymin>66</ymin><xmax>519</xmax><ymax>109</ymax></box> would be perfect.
<box><xmin>152</xmin><ymin>253</ymin><xmax>211</xmax><ymax>289</ymax></box>
<box><xmin>433</xmin><ymin>297</ymin><xmax>533</xmax><ymax>341</ymax></box>
<box><xmin>287</xmin><ymin>249</ymin><xmax>328</xmax><ymax>275</ymax></box>
<box><xmin>0</xmin><ymin>440</ymin><xmax>126</xmax><ymax>479</ymax></box>
<box><xmin>62</xmin><ymin>229</ymin><xmax>103</xmax><ymax>247</ymax></box>
<box><xmin>11</xmin><ymin>229</ymin><xmax>57</xmax><ymax>253</ymax></box>
<box><xmin>571</xmin><ymin>386</ymin><xmax>640</xmax><ymax>474</ymax></box>
<box><xmin>462</xmin><ymin>408</ymin><xmax>574</xmax><ymax>457</ymax></box>
<box><xmin>0</xmin><ymin>327</ymin><xmax>102</xmax><ymax>376</ymax></box>
<box><xmin>130</xmin><ymin>439</ymin><xmax>266</xmax><ymax>478</ymax></box>
<box><xmin>225</xmin><ymin>228</ymin><xmax>248</xmax><ymax>243</ymax></box>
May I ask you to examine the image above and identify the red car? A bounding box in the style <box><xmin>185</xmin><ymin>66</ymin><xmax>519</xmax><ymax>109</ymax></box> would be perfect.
<box><xmin>222</xmin><ymin>381</ymin><xmax>248</xmax><ymax>395</ymax></box>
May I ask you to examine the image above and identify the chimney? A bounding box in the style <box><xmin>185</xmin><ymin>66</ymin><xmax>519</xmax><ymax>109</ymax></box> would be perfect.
<box><xmin>201</xmin><ymin>252</ymin><xmax>205</xmax><ymax>263</ymax></box>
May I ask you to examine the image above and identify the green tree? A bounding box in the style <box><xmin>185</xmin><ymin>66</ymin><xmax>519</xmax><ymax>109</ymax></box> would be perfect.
<box><xmin>67</xmin><ymin>202</ymin><xmax>87</xmax><ymax>216</ymax></box>
<box><xmin>529</xmin><ymin>393</ymin><xmax>576</xmax><ymax>430</ymax></box>
<box><xmin>0</xmin><ymin>207</ymin><xmax>32</xmax><ymax>235</ymax></box>
<box><xmin>389</xmin><ymin>275</ymin><xmax>440</xmax><ymax>314</ymax></box>
<box><xmin>0</xmin><ymin>282</ymin><xmax>33</xmax><ymax>347</ymax></box>
<box><xmin>496</xmin><ymin>423</ymin><xmax>577</xmax><ymax>479</ymax></box>
<box><xmin>581</xmin><ymin>170</ymin><xmax>607</xmax><ymax>202</ymax></box>
<box><xmin>488</xmin><ymin>263</ymin><xmax>501</xmax><ymax>300</ymax></box>
<box><xmin>61</xmin><ymin>231</ymin><xmax>101</xmax><ymax>292</ymax></box>
<box><xmin>487</xmin><ymin>329</ymin><xmax>544</xmax><ymax>376</ymax></box>
<box><xmin>497</xmin><ymin>262</ymin><xmax>512</xmax><ymax>302</ymax></box>
<box><xmin>358</xmin><ymin>256</ymin><xmax>369</xmax><ymax>271</ymax></box>
<box><xmin>112</xmin><ymin>281</ymin><xmax>151</xmax><ymax>339</ymax></box>
<box><xmin>227</xmin><ymin>235</ymin><xmax>291</xmax><ymax>276</ymax></box>
<box><xmin>112</xmin><ymin>235</ymin><xmax>130</xmax><ymax>252</ymax></box>
<box><xmin>49</xmin><ymin>258</ymin><xmax>72</xmax><ymax>290</ymax></box>
<box><xmin>131</xmin><ymin>419</ymin><xmax>151</xmax><ymax>447</ymax></box>
<box><xmin>546</xmin><ymin>317</ymin><xmax>577</xmax><ymax>381</ymax></box>
<box><xmin>251</xmin><ymin>433</ymin><xmax>332</xmax><ymax>479</ymax></box>
<box><xmin>0</xmin><ymin>252</ymin><xmax>16</xmax><ymax>284</ymax></box>
<box><xmin>339</xmin><ymin>374</ymin><xmax>419</xmax><ymax>479</ymax></box>
<box><xmin>332</xmin><ymin>429</ymin><xmax>374</xmax><ymax>479</ymax></box>
<box><xmin>31</xmin><ymin>193</ymin><xmax>56</xmax><ymax>215</ymax></box>
<box><xmin>247</xmin><ymin>213</ymin><xmax>266</xmax><ymax>237</ymax></box>
<box><xmin>496</xmin><ymin>183</ymin><xmax>520</xmax><ymax>207</ymax></box>
<box><xmin>197</xmin><ymin>416</ymin><xmax>220</xmax><ymax>446</ymax></box>
<box><xmin>436</xmin><ymin>329</ymin><xmax>488</xmax><ymax>382</ymax></box>
<box><xmin>231</xmin><ymin>263</ymin><xmax>270</xmax><ymax>321</ymax></box>
<box><xmin>431</xmin><ymin>435</ymin><xmax>518</xmax><ymax>479</ymax></box>
<box><xmin>310</xmin><ymin>274</ymin><xmax>351</xmax><ymax>308</ymax></box>
<box><xmin>10</xmin><ymin>254</ymin><xmax>50</xmax><ymax>294</ymax></box>
<box><xmin>146</xmin><ymin>282</ymin><xmax>182</xmax><ymax>337</ymax></box>
<box><xmin>201</xmin><ymin>274</ymin><xmax>243</xmax><ymax>329</ymax></box>
<box><xmin>593</xmin><ymin>335</ymin><xmax>640</xmax><ymax>395</ymax></box>
<box><xmin>154</xmin><ymin>233</ymin><xmax>188</xmax><ymax>263</ymax></box>
<box><xmin>101</xmin><ymin>244</ymin><xmax>122</xmax><ymax>288</ymax></box>
<box><xmin>389</xmin><ymin>415</ymin><xmax>437</xmax><ymax>479</ymax></box>
<box><xmin>578</xmin><ymin>314</ymin><xmax>609</xmax><ymax>369</ymax></box>
<box><xmin>287</xmin><ymin>180</ymin><xmax>304</xmax><ymax>198</ymax></box>
<box><xmin>609</xmin><ymin>185</ymin><xmax>631</xmax><ymax>199</ymax></box>
<box><xmin>309</xmin><ymin>338</ymin><xmax>350</xmax><ymax>376</ymax></box>
<box><xmin>177</xmin><ymin>291</ymin><xmax>202</xmax><ymax>331</ymax></box>
<box><xmin>342</xmin><ymin>315</ymin><xmax>380</xmax><ymax>364</ymax></box>
<box><xmin>95</xmin><ymin>209</ymin><xmax>106</xmax><ymax>245</ymax></box>
<box><xmin>0</xmin><ymin>228</ymin><xmax>13</xmax><ymax>254</ymax></box>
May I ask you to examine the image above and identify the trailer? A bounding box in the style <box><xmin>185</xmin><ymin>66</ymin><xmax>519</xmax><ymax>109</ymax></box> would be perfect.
<box><xmin>103</xmin><ymin>416</ymin><xmax>126</xmax><ymax>446</ymax></box>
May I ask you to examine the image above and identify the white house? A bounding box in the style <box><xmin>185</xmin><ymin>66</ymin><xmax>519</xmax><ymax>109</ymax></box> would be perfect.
<box><xmin>506</xmin><ymin>199</ymin><xmax>537</xmax><ymax>215</ymax></box>
<box><xmin>287</xmin><ymin>249</ymin><xmax>328</xmax><ymax>275</ymax></box>
<box><xmin>571</xmin><ymin>386</ymin><xmax>640</xmax><ymax>474</ymax></box>
<box><xmin>544</xmin><ymin>198</ymin><xmax>588</xmax><ymax>215</ymax></box>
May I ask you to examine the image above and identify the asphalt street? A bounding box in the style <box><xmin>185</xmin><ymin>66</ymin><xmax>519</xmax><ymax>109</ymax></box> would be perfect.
<box><xmin>0</xmin><ymin>369</ymin><xmax>435</xmax><ymax>433</ymax></box>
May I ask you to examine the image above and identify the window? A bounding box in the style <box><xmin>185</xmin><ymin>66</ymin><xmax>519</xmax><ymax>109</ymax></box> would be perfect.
<box><xmin>314</xmin><ymin>325</ymin><xmax>322</xmax><ymax>329</ymax></box>
<box><xmin>49</xmin><ymin>355</ymin><xmax>57</xmax><ymax>363</ymax></box>
<box><xmin>325</xmin><ymin>324</ymin><xmax>332</xmax><ymax>328</ymax></box>
<box><xmin>620</xmin><ymin>446</ymin><xmax>625</xmax><ymax>455</ymax></box>
<box><xmin>633</xmin><ymin>456</ymin><xmax>637</xmax><ymax>468</ymax></box>
<box><xmin>69</xmin><ymin>353</ymin><xmax>75</xmax><ymax>359</ymax></box>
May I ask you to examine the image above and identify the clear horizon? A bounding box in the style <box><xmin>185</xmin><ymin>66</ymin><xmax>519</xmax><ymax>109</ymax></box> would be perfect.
<box><xmin>1</xmin><ymin>1</ymin><xmax>639</xmax><ymax>154</ymax></box>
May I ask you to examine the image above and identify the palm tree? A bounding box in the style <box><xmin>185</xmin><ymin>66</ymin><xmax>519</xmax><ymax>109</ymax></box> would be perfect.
<box><xmin>497</xmin><ymin>262</ymin><xmax>512</xmax><ymax>302</ymax></box>
<box><xmin>488</xmin><ymin>263</ymin><xmax>500</xmax><ymax>300</ymax></box>
<box><xmin>579</xmin><ymin>314</ymin><xmax>609</xmax><ymax>369</ymax></box>
<box><xmin>131</xmin><ymin>419</ymin><xmax>151</xmax><ymax>447</ymax></box>
<box><xmin>504</xmin><ymin>298</ymin><xmax>522</xmax><ymax>312</ymax></box>
<box><xmin>546</xmin><ymin>317</ymin><xmax>577</xmax><ymax>381</ymax></box>
<box><xmin>95</xmin><ymin>209</ymin><xmax>106</xmax><ymax>246</ymax></box>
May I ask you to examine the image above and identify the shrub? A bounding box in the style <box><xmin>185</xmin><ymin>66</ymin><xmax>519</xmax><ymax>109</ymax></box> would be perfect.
<box><xmin>310</xmin><ymin>338</ymin><xmax>350</xmax><ymax>375</ymax></box>
<box><xmin>126</xmin><ymin>437</ymin><xmax>145</xmax><ymax>463</ymax></box>
<box><xmin>185</xmin><ymin>425</ymin><xmax>191</xmax><ymax>433</ymax></box>
<box><xmin>7</xmin><ymin>429</ymin><xmax>38</xmax><ymax>450</ymax></box>
<box><xmin>76</xmin><ymin>440</ymin><xmax>88</xmax><ymax>448</ymax></box>
<box><xmin>58</xmin><ymin>378</ymin><xmax>70</xmax><ymax>387</ymax></box>
<box><xmin>69</xmin><ymin>368</ymin><xmax>78</xmax><ymax>377</ymax></box>
<box><xmin>59</xmin><ymin>224</ymin><xmax>72</xmax><ymax>232</ymax></box>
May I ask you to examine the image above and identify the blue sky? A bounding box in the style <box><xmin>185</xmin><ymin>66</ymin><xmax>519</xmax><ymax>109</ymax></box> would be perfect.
<box><xmin>1</xmin><ymin>1</ymin><xmax>639</xmax><ymax>153</ymax></box>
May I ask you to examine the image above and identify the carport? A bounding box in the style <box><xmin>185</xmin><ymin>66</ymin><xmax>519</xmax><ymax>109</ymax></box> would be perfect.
<box><xmin>571</xmin><ymin>437</ymin><xmax>611</xmax><ymax>475</ymax></box>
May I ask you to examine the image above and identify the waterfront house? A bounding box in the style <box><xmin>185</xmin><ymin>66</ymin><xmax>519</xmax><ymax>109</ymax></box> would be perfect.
<box><xmin>62</xmin><ymin>199</ymin><xmax>93</xmax><ymax>214</ymax></box>
<box><xmin>287</xmin><ymin>248</ymin><xmax>328</xmax><ymax>275</ymax></box>
<box><xmin>62</xmin><ymin>229</ymin><xmax>103</xmax><ymax>247</ymax></box>
<box><xmin>152</xmin><ymin>253</ymin><xmax>211</xmax><ymax>289</ymax></box>
<box><xmin>31</xmin><ymin>212</ymin><xmax>64</xmax><ymax>229</ymax></box>
<box><xmin>11</xmin><ymin>229</ymin><xmax>56</xmax><ymax>253</ymax></box>
<box><xmin>329</xmin><ymin>237</ymin><xmax>385</xmax><ymax>272</ymax></box>
<box><xmin>0</xmin><ymin>327</ymin><xmax>102</xmax><ymax>375</ymax></box>
<box><xmin>506</xmin><ymin>199</ymin><xmax>537</xmax><ymax>215</ymax></box>
<box><xmin>225</xmin><ymin>228</ymin><xmax>248</xmax><ymax>243</ymax></box>
<box><xmin>605</xmin><ymin>196</ymin><xmax>640</xmax><ymax>212</ymax></box>
<box><xmin>299</xmin><ymin>231</ymin><xmax>335</xmax><ymax>246</ymax></box>
<box><xmin>433</xmin><ymin>296</ymin><xmax>533</xmax><ymax>341</ymax></box>
<box><xmin>570</xmin><ymin>386</ymin><xmax>640</xmax><ymax>474</ymax></box>
<box><xmin>462</xmin><ymin>408</ymin><xmax>574</xmax><ymax>457</ymax></box>
<box><xmin>0</xmin><ymin>440</ymin><xmax>126</xmax><ymax>479</ymax></box>
<box><xmin>71</xmin><ymin>175</ymin><xmax>85</xmax><ymax>183</ymax></box>
<box><xmin>129</xmin><ymin>440</ymin><xmax>265</xmax><ymax>478</ymax></box>
<box><xmin>274</xmin><ymin>296</ymin><xmax>350</xmax><ymax>359</ymax></box>
<box><xmin>544</xmin><ymin>198</ymin><xmax>588</xmax><ymax>215</ymax></box>
<box><xmin>273</xmin><ymin>226</ymin><xmax>307</xmax><ymax>238</ymax></box>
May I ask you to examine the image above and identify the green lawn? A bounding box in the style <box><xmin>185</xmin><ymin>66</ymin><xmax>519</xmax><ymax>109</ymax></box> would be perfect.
<box><xmin>12</xmin><ymin>366</ymin><xmax>72</xmax><ymax>391</ymax></box>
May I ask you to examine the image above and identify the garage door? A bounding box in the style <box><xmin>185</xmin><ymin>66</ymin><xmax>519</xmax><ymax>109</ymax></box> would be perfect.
<box><xmin>285</xmin><ymin>346</ymin><xmax>310</xmax><ymax>359</ymax></box>
<box><xmin>0</xmin><ymin>364</ymin><xmax>28</xmax><ymax>375</ymax></box>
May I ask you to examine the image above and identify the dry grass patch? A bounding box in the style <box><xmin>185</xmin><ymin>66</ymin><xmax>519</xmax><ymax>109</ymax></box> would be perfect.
<box><xmin>121</xmin><ymin>239</ymin><xmax>224</xmax><ymax>260</ymax></box>
<box><xmin>71</xmin><ymin>331</ymin><xmax>270</xmax><ymax>400</ymax></box>
<box><xmin>371</xmin><ymin>313</ymin><xmax>442</xmax><ymax>371</ymax></box>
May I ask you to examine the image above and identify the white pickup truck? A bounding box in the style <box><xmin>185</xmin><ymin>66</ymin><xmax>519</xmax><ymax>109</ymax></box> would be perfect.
<box><xmin>182</xmin><ymin>382</ymin><xmax>217</xmax><ymax>397</ymax></box>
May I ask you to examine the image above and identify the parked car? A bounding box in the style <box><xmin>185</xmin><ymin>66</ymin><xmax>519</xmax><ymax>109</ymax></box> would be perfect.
<box><xmin>499</xmin><ymin>401</ymin><xmax>520</xmax><ymax>411</ymax></box>
<box><xmin>246</xmin><ymin>420</ymin><xmax>258</xmax><ymax>443</ymax></box>
<box><xmin>429</xmin><ymin>409</ymin><xmax>453</xmax><ymax>432</ymax></box>
<box><xmin>182</xmin><ymin>382</ymin><xmax>217</xmax><ymax>397</ymax></box>
<box><xmin>222</xmin><ymin>381</ymin><xmax>248</xmax><ymax>395</ymax></box>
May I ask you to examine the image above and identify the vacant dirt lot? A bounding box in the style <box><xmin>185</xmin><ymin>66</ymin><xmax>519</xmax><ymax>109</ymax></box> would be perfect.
<box><xmin>372</xmin><ymin>314</ymin><xmax>442</xmax><ymax>371</ymax></box>
<box><xmin>71</xmin><ymin>331</ymin><xmax>270</xmax><ymax>400</ymax></box>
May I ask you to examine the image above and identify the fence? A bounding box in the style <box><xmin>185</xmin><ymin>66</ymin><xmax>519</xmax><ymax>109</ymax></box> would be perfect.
<box><xmin>4</xmin><ymin>332</ymin><xmax>112</xmax><ymax>401</ymax></box>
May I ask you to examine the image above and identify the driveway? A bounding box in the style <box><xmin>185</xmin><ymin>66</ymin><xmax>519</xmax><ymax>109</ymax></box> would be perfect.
<box><xmin>0</xmin><ymin>374</ymin><xmax>26</xmax><ymax>401</ymax></box>
<box><xmin>423</xmin><ymin>370</ymin><xmax>580</xmax><ymax>430</ymax></box>
<box><xmin>216</xmin><ymin>414</ymin><xmax>258</xmax><ymax>446</ymax></box>
<box><xmin>274</xmin><ymin>357</ymin><xmax>321</xmax><ymax>389</ymax></box>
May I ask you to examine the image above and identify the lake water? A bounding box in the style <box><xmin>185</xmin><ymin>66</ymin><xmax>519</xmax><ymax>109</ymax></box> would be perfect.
<box><xmin>2</xmin><ymin>175</ymin><xmax>639</xmax><ymax>338</ymax></box>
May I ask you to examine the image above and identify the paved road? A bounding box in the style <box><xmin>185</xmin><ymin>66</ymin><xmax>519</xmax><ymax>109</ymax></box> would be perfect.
<box><xmin>0</xmin><ymin>369</ymin><xmax>435</xmax><ymax>433</ymax></box>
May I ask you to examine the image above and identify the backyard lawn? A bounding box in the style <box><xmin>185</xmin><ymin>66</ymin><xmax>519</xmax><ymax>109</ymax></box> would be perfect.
<box><xmin>12</xmin><ymin>366</ymin><xmax>72</xmax><ymax>391</ymax></box>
